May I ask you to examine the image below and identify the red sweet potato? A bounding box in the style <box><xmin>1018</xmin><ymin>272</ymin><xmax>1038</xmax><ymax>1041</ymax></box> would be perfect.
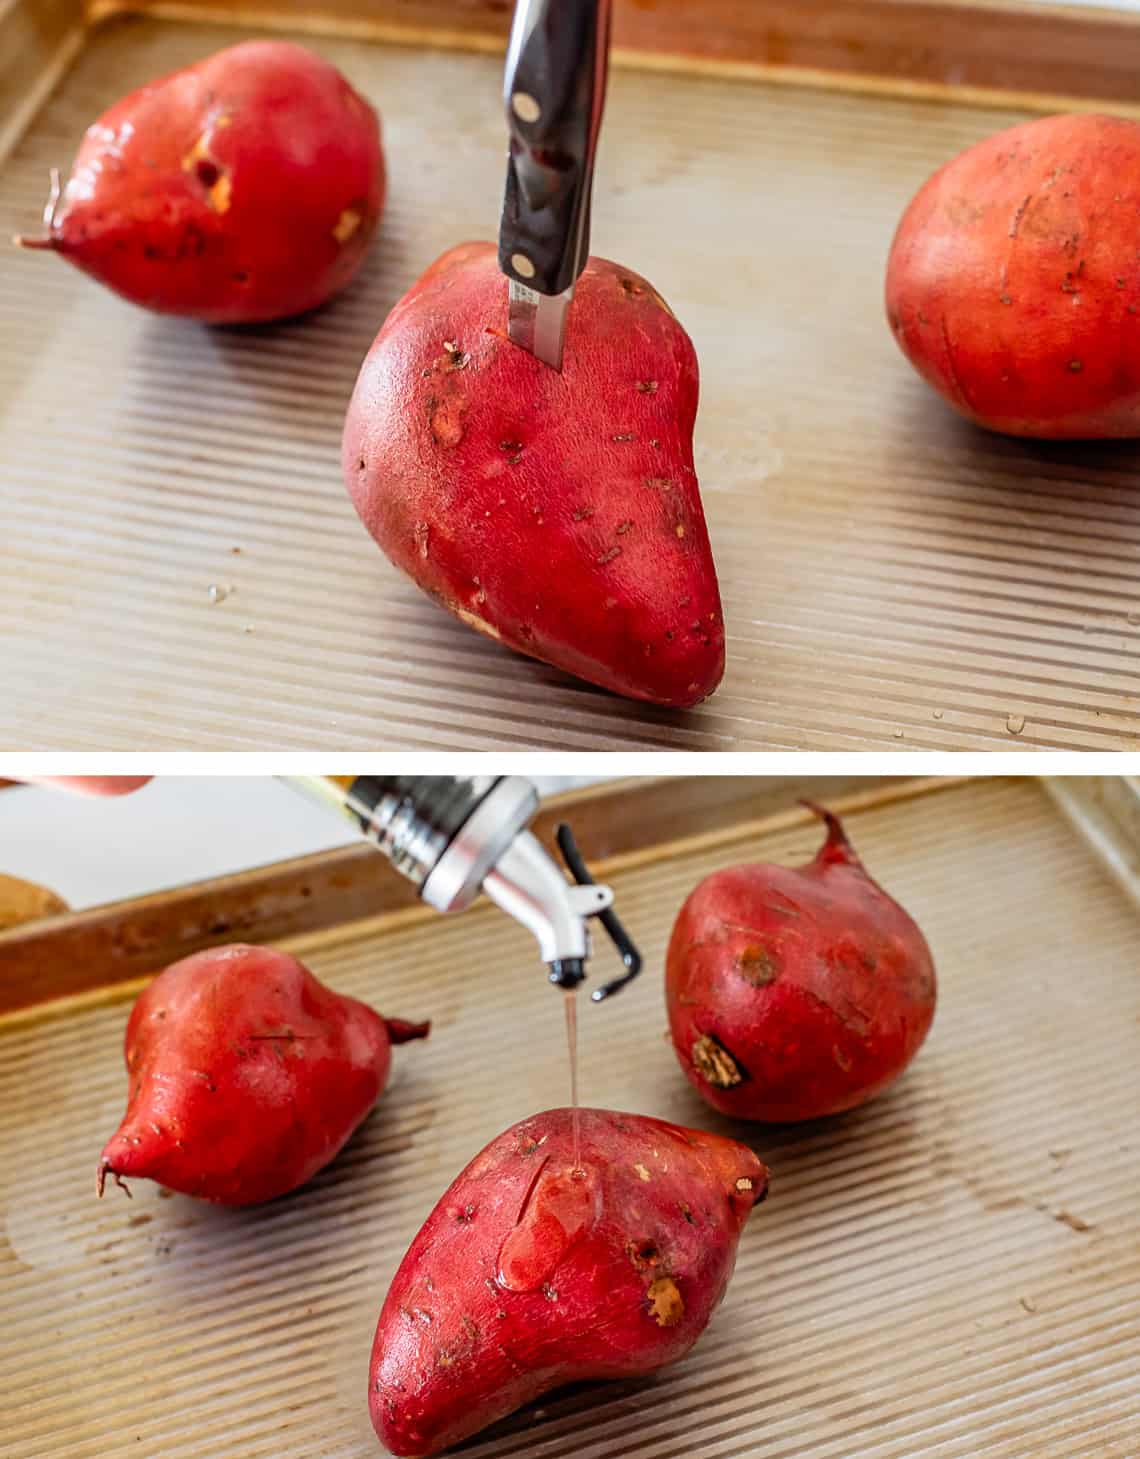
<box><xmin>342</xmin><ymin>242</ymin><xmax>724</xmax><ymax>707</ymax></box>
<box><xmin>15</xmin><ymin>41</ymin><xmax>384</xmax><ymax>323</ymax></box>
<box><xmin>369</xmin><ymin>1107</ymin><xmax>767</xmax><ymax>1455</ymax></box>
<box><xmin>886</xmin><ymin>113</ymin><xmax>1140</xmax><ymax>437</ymax></box>
<box><xmin>97</xmin><ymin>944</ymin><xmax>427</xmax><ymax>1205</ymax></box>
<box><xmin>666</xmin><ymin>805</ymin><xmax>936</xmax><ymax>1122</ymax></box>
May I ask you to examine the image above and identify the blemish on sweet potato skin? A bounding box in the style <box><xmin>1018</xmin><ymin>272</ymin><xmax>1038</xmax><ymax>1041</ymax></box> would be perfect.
<box><xmin>691</xmin><ymin>1033</ymin><xmax>745</xmax><ymax>1088</ymax></box>
<box><xmin>737</xmin><ymin>944</ymin><xmax>780</xmax><ymax>985</ymax></box>
<box><xmin>627</xmin><ymin>1238</ymin><xmax>661</xmax><ymax>1269</ymax></box>
<box><xmin>646</xmin><ymin>1276</ymin><xmax>685</xmax><ymax>1327</ymax></box>
<box><xmin>427</xmin><ymin>393</ymin><xmax>466</xmax><ymax>448</ymax></box>
<box><xmin>332</xmin><ymin>206</ymin><xmax>362</xmax><ymax>243</ymax></box>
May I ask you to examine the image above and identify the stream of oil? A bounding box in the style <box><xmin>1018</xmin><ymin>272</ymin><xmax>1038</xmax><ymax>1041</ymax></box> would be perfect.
<box><xmin>494</xmin><ymin>989</ymin><xmax>589</xmax><ymax>1293</ymax></box>
<box><xmin>564</xmin><ymin>988</ymin><xmax>583</xmax><ymax>1176</ymax></box>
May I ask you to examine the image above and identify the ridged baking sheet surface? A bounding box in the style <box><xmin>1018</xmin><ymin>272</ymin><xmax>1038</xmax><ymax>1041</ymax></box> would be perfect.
<box><xmin>3</xmin><ymin>779</ymin><xmax>1139</xmax><ymax>1455</ymax></box>
<box><xmin>2</xmin><ymin>19</ymin><xmax>1140</xmax><ymax>748</ymax></box>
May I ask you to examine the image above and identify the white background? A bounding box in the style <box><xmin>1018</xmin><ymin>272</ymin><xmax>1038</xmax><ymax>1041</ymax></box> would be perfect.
<box><xmin>0</xmin><ymin>776</ymin><xmax>600</xmax><ymax>910</ymax></box>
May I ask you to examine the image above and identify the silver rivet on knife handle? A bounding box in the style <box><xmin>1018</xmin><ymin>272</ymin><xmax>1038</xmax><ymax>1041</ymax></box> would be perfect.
<box><xmin>510</xmin><ymin>91</ymin><xmax>542</xmax><ymax>123</ymax></box>
<box><xmin>509</xmin><ymin>279</ymin><xmax>574</xmax><ymax>372</ymax></box>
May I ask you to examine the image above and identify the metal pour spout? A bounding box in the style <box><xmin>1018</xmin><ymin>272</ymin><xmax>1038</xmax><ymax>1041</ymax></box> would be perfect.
<box><xmin>285</xmin><ymin>775</ymin><xmax>641</xmax><ymax>998</ymax></box>
<box><xmin>483</xmin><ymin>829</ymin><xmax>612</xmax><ymax>987</ymax></box>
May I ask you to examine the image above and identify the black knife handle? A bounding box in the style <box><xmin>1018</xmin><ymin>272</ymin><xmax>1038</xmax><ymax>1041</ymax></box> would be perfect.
<box><xmin>498</xmin><ymin>0</ymin><xmax>611</xmax><ymax>297</ymax></box>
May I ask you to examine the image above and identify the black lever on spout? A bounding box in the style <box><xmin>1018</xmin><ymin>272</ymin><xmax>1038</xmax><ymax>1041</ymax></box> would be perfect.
<box><xmin>555</xmin><ymin>823</ymin><xmax>642</xmax><ymax>1001</ymax></box>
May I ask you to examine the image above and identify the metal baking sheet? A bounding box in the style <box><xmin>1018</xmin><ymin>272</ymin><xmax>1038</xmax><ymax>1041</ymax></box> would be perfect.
<box><xmin>3</xmin><ymin>777</ymin><xmax>1139</xmax><ymax>1456</ymax></box>
<box><xmin>3</xmin><ymin>16</ymin><xmax>1140</xmax><ymax>749</ymax></box>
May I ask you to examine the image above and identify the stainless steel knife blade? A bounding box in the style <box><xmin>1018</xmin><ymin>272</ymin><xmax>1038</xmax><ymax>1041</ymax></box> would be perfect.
<box><xmin>508</xmin><ymin>279</ymin><xmax>574</xmax><ymax>371</ymax></box>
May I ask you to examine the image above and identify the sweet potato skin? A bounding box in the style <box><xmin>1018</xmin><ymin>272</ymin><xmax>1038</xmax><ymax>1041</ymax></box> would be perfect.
<box><xmin>342</xmin><ymin>242</ymin><xmax>724</xmax><ymax>707</ymax></box>
<box><xmin>886</xmin><ymin>113</ymin><xmax>1140</xmax><ymax>437</ymax></box>
<box><xmin>369</xmin><ymin>1107</ymin><xmax>766</xmax><ymax>1456</ymax></box>
<box><xmin>98</xmin><ymin>944</ymin><xmax>427</xmax><ymax>1205</ymax></box>
<box><xmin>666</xmin><ymin>808</ymin><xmax>936</xmax><ymax>1122</ymax></box>
<box><xmin>36</xmin><ymin>41</ymin><xmax>384</xmax><ymax>322</ymax></box>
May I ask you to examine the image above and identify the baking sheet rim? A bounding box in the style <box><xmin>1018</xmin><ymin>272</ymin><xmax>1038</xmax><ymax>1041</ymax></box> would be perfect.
<box><xmin>0</xmin><ymin>773</ymin><xmax>1012</xmax><ymax>1035</ymax></box>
